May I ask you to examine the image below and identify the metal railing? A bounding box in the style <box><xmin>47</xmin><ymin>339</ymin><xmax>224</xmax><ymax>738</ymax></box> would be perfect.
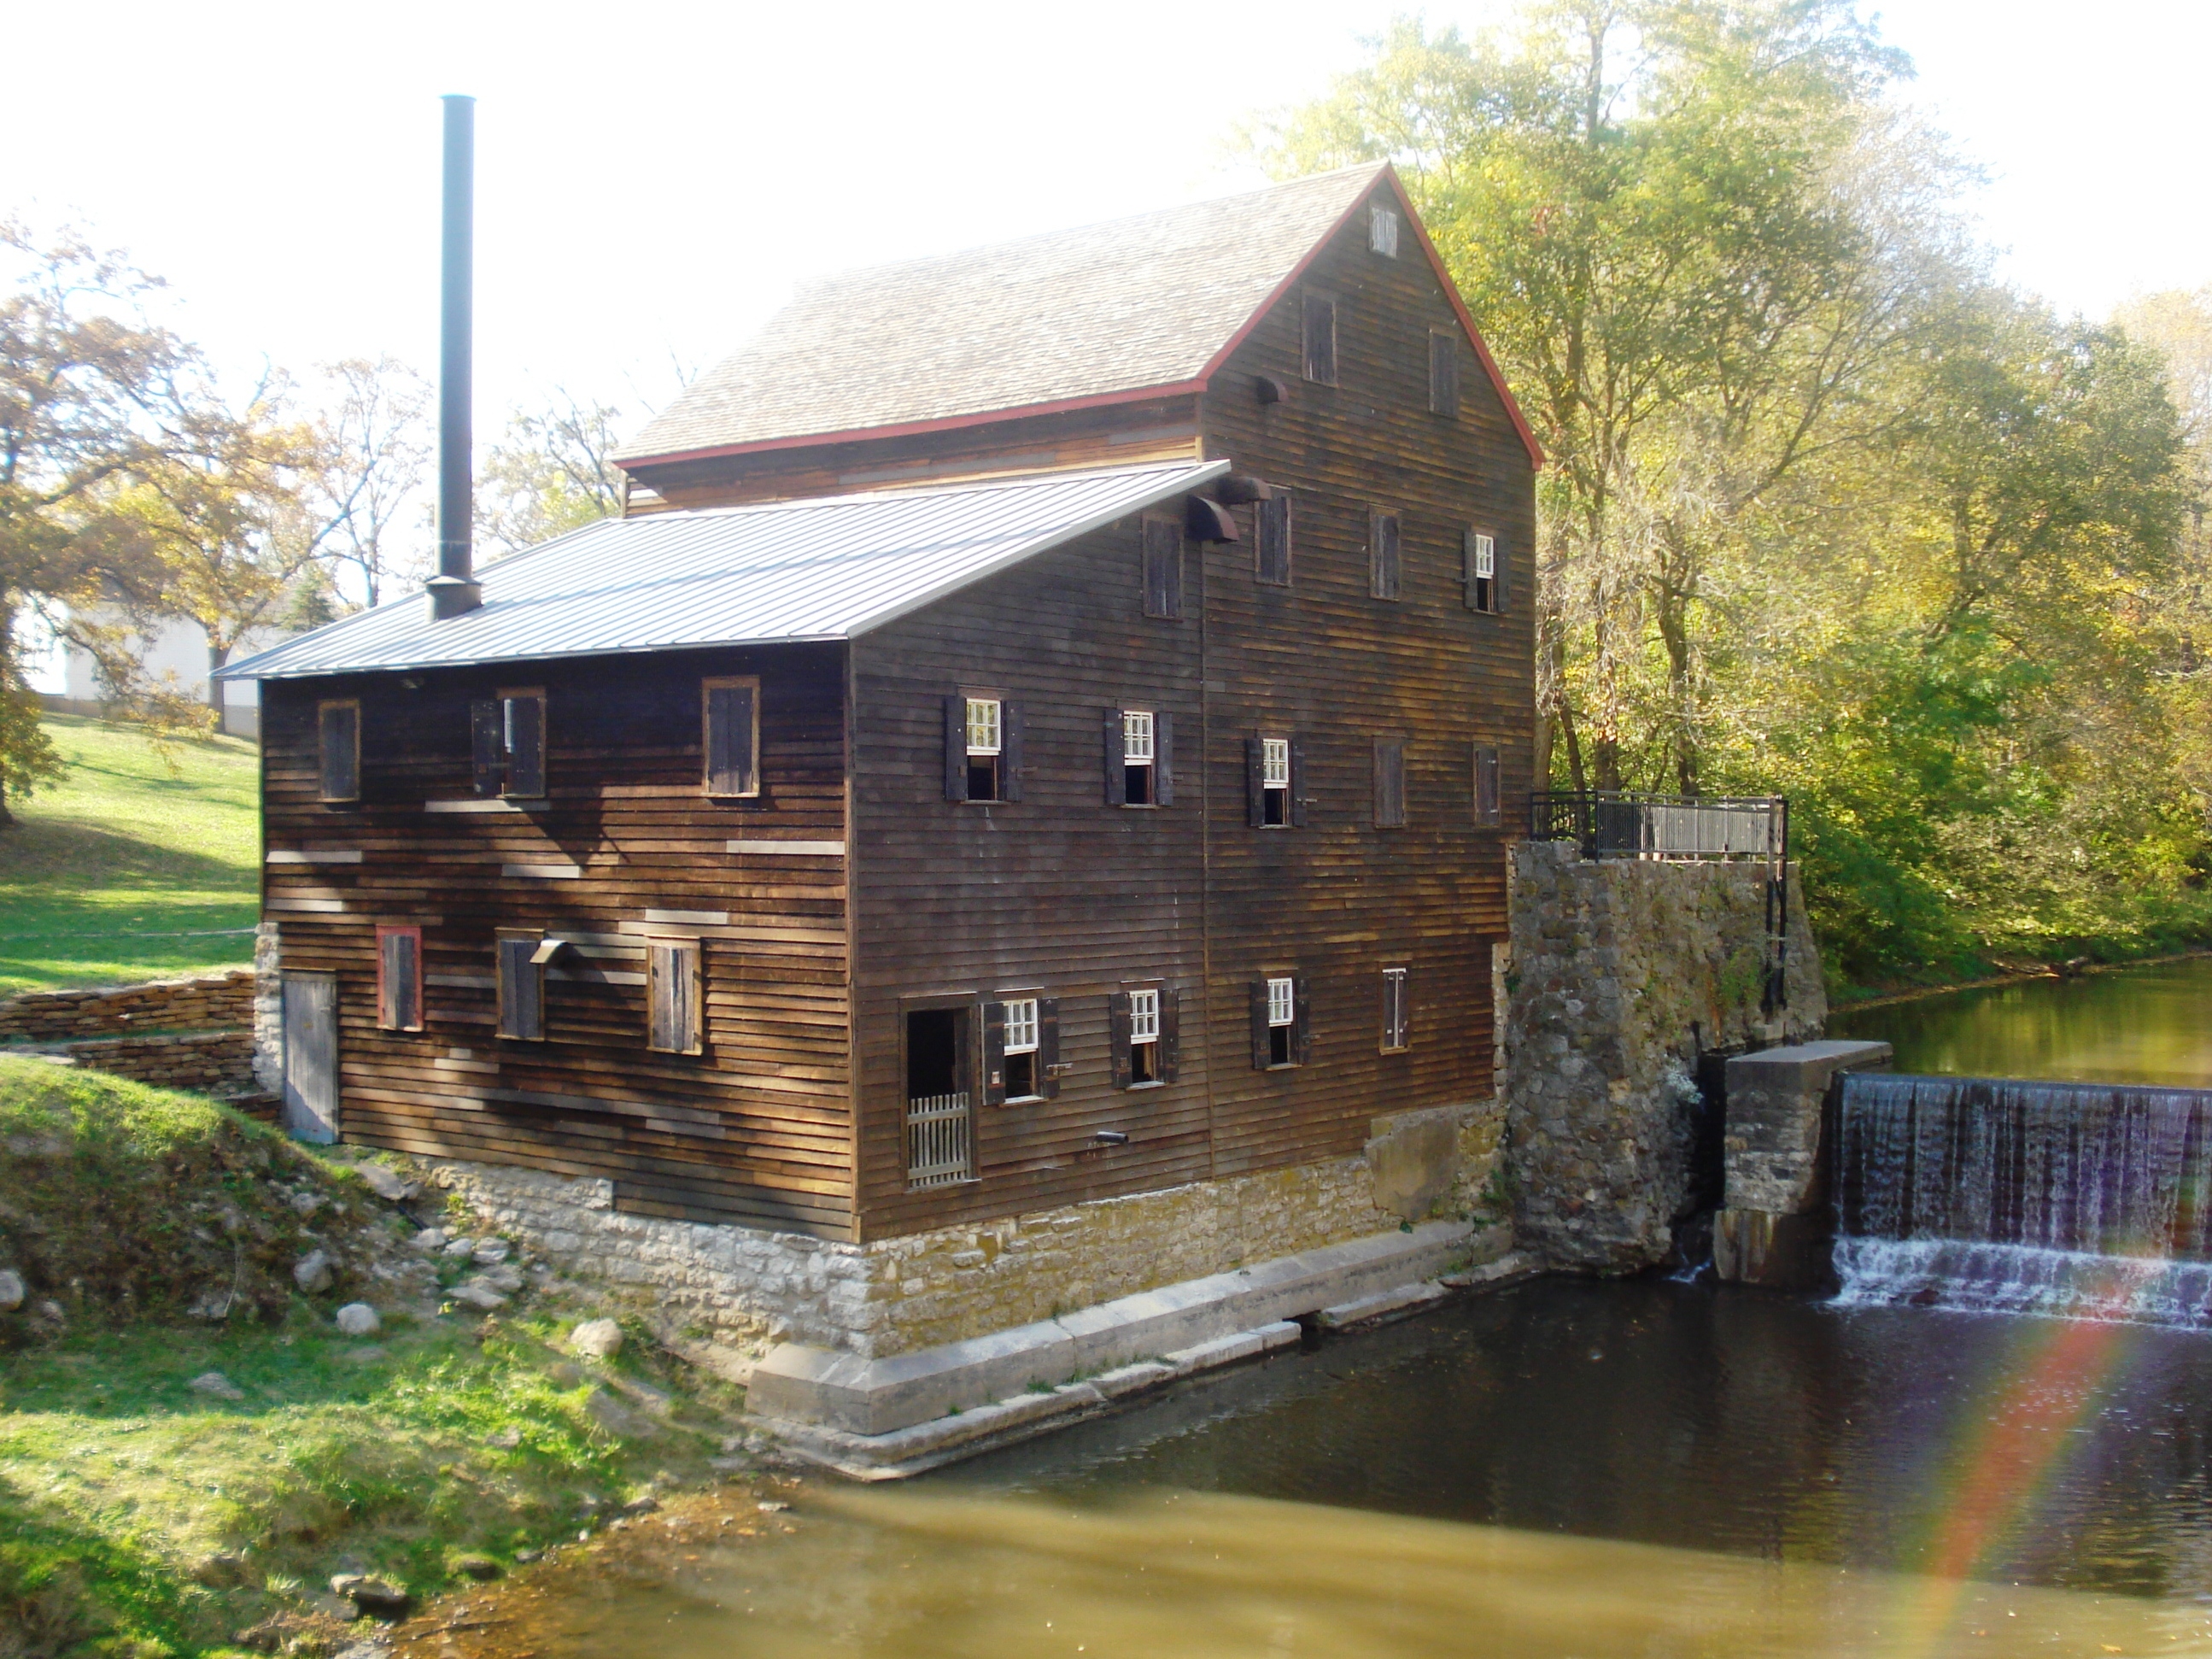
<box><xmin>1532</xmin><ymin>791</ymin><xmax>1793</xmax><ymax>1012</ymax></box>
<box><xmin>905</xmin><ymin>1091</ymin><xmax>974</xmax><ymax>1188</ymax></box>
<box><xmin>1531</xmin><ymin>792</ymin><xmax>1786</xmax><ymax>863</ymax></box>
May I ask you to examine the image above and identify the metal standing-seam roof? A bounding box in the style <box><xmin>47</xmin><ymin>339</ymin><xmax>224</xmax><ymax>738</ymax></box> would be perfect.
<box><xmin>218</xmin><ymin>458</ymin><xmax>1226</xmax><ymax>681</ymax></box>
<box><xmin>616</xmin><ymin>167</ymin><xmax>1390</xmax><ymax>466</ymax></box>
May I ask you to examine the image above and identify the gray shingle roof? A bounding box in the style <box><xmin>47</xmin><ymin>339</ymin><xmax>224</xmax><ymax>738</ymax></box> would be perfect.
<box><xmin>616</xmin><ymin>166</ymin><xmax>1389</xmax><ymax>466</ymax></box>
<box><xmin>218</xmin><ymin>459</ymin><xmax>1226</xmax><ymax>680</ymax></box>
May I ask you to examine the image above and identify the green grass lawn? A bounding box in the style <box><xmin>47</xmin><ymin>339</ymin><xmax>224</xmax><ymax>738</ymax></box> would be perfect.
<box><xmin>0</xmin><ymin>715</ymin><xmax>260</xmax><ymax>996</ymax></box>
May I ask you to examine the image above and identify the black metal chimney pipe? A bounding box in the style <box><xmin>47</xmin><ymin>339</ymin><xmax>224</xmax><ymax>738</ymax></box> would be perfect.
<box><xmin>427</xmin><ymin>93</ymin><xmax>482</xmax><ymax>621</ymax></box>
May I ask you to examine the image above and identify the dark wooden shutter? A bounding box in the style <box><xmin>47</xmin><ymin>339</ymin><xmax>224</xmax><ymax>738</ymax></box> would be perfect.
<box><xmin>1256</xmin><ymin>493</ymin><xmax>1292</xmax><ymax>585</ymax></box>
<box><xmin>471</xmin><ymin>700</ymin><xmax>502</xmax><ymax>796</ymax></box>
<box><xmin>1143</xmin><ymin>517</ymin><xmax>1182</xmax><ymax>618</ymax></box>
<box><xmin>1302</xmin><ymin>293</ymin><xmax>1337</xmax><ymax>385</ymax></box>
<box><xmin>1103</xmin><ymin>707</ymin><xmax>1126</xmax><ymax>805</ymax></box>
<box><xmin>1463</xmin><ymin>528</ymin><xmax>1483</xmax><ymax>613</ymax></box>
<box><xmin>1475</xmin><ymin>744</ymin><xmax>1501</xmax><ymax>827</ymax></box>
<box><xmin>1160</xmin><ymin>988</ymin><xmax>1180</xmax><ymax>1082</ymax></box>
<box><xmin>1245</xmin><ymin>736</ymin><xmax>1266</xmax><ymax>826</ymax></box>
<box><xmin>981</xmin><ymin>999</ymin><xmax>1008</xmax><ymax>1107</ymax></box>
<box><xmin>1492</xmin><ymin>535</ymin><xmax>1507</xmax><ymax>613</ymax></box>
<box><xmin>1000</xmin><ymin>700</ymin><xmax>1024</xmax><ymax>801</ymax></box>
<box><xmin>1293</xmin><ymin>974</ymin><xmax>1314</xmax><ymax>1064</ymax></box>
<box><xmin>943</xmin><ymin>695</ymin><xmax>968</xmax><ymax>802</ymax></box>
<box><xmin>506</xmin><ymin>695</ymin><xmax>546</xmax><ymax>797</ymax></box>
<box><xmin>1370</xmin><ymin>510</ymin><xmax>1402</xmax><ymax>601</ymax></box>
<box><xmin>499</xmin><ymin>937</ymin><xmax>543</xmax><ymax>1041</ymax></box>
<box><xmin>649</xmin><ymin>941</ymin><xmax>701</xmax><ymax>1055</ymax></box>
<box><xmin>1109</xmin><ymin>991</ymin><xmax>1133</xmax><ymax>1088</ymax></box>
<box><xmin>1249</xmin><ymin>978</ymin><xmax>1272</xmax><ymax>1069</ymax></box>
<box><xmin>1155</xmin><ymin>711</ymin><xmax>1174</xmax><ymax>806</ymax></box>
<box><xmin>378</xmin><ymin>928</ymin><xmax>419</xmax><ymax>1033</ymax></box>
<box><xmin>319</xmin><ymin>702</ymin><xmax>360</xmax><ymax>802</ymax></box>
<box><xmin>1375</xmin><ymin>737</ymin><xmax>1407</xmax><ymax>828</ymax></box>
<box><xmin>1038</xmin><ymin>998</ymin><xmax>1062</xmax><ymax>1099</ymax></box>
<box><xmin>1430</xmin><ymin>330</ymin><xmax>1460</xmax><ymax>417</ymax></box>
<box><xmin>705</xmin><ymin>681</ymin><xmax>757</xmax><ymax>796</ymax></box>
<box><xmin>1290</xmin><ymin>736</ymin><xmax>1309</xmax><ymax>827</ymax></box>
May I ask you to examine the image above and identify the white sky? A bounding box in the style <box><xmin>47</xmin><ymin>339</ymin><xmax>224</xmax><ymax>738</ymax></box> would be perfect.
<box><xmin>8</xmin><ymin>0</ymin><xmax>2209</xmax><ymax>459</ymax></box>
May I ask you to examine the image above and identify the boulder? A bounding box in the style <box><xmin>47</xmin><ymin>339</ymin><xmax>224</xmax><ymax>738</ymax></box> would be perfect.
<box><xmin>454</xmin><ymin>1554</ymin><xmax>502</xmax><ymax>1580</ymax></box>
<box><xmin>189</xmin><ymin>1371</ymin><xmax>245</xmax><ymax>1400</ymax></box>
<box><xmin>0</xmin><ymin>1268</ymin><xmax>24</xmax><ymax>1312</ymax></box>
<box><xmin>294</xmin><ymin>1250</ymin><xmax>336</xmax><ymax>1294</ymax></box>
<box><xmin>357</xmin><ymin>1163</ymin><xmax>414</xmax><ymax>1202</ymax></box>
<box><xmin>442</xmin><ymin>1236</ymin><xmax>478</xmax><ymax>1259</ymax></box>
<box><xmin>335</xmin><ymin>1303</ymin><xmax>382</xmax><ymax>1337</ymax></box>
<box><xmin>331</xmin><ymin>1575</ymin><xmax>413</xmax><ymax>1620</ymax></box>
<box><xmin>569</xmin><ymin>1317</ymin><xmax>623</xmax><ymax>1358</ymax></box>
<box><xmin>449</xmin><ymin>1280</ymin><xmax>507</xmax><ymax>1311</ymax></box>
<box><xmin>411</xmin><ymin>1228</ymin><xmax>449</xmax><ymax>1253</ymax></box>
<box><xmin>470</xmin><ymin>1237</ymin><xmax>512</xmax><ymax>1265</ymax></box>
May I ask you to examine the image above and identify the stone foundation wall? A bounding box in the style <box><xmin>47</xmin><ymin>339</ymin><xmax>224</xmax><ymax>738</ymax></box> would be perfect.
<box><xmin>0</xmin><ymin>968</ymin><xmax>255</xmax><ymax>1042</ymax></box>
<box><xmin>1504</xmin><ymin>841</ymin><xmax>1825</xmax><ymax>1273</ymax></box>
<box><xmin>424</xmin><ymin>1099</ymin><xmax>1504</xmax><ymax>1376</ymax></box>
<box><xmin>253</xmin><ymin>922</ymin><xmax>284</xmax><ymax>1093</ymax></box>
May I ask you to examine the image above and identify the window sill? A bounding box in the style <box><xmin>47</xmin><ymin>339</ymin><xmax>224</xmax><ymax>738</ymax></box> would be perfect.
<box><xmin>1120</xmin><ymin>802</ymin><xmax>1162</xmax><ymax>811</ymax></box>
<box><xmin>1122</xmin><ymin>1080</ymin><xmax>1167</xmax><ymax>1091</ymax></box>
<box><xmin>1002</xmin><ymin>1093</ymin><xmax>1047</xmax><ymax>1107</ymax></box>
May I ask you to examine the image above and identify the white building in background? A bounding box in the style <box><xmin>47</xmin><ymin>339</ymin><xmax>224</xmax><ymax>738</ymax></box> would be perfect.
<box><xmin>30</xmin><ymin>610</ymin><xmax>291</xmax><ymax>739</ymax></box>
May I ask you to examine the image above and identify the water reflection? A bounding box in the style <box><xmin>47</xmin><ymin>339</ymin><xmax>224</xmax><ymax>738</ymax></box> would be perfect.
<box><xmin>512</xmin><ymin>1281</ymin><xmax>2212</xmax><ymax>1656</ymax></box>
<box><xmin>1829</xmin><ymin>958</ymin><xmax>2212</xmax><ymax>1087</ymax></box>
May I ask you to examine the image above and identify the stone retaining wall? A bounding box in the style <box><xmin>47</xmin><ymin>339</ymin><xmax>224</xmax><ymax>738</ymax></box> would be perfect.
<box><xmin>425</xmin><ymin>1099</ymin><xmax>1505</xmax><ymax>1377</ymax></box>
<box><xmin>1504</xmin><ymin>841</ymin><xmax>1825</xmax><ymax>1274</ymax></box>
<box><xmin>49</xmin><ymin>1029</ymin><xmax>260</xmax><ymax>1094</ymax></box>
<box><xmin>0</xmin><ymin>968</ymin><xmax>255</xmax><ymax>1043</ymax></box>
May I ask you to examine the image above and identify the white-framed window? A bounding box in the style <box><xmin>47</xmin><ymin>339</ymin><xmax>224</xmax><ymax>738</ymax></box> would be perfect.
<box><xmin>1127</xmin><ymin>985</ymin><xmax>1162</xmax><ymax>1085</ymax></box>
<box><xmin>1267</xmin><ymin>976</ymin><xmax>1295</xmax><ymax>1029</ymax></box>
<box><xmin>1466</xmin><ymin>528</ymin><xmax>1502</xmax><ymax>614</ymax></box>
<box><xmin>1370</xmin><ymin>202</ymin><xmax>1401</xmax><ymax>257</ymax></box>
<box><xmin>1251</xmin><ymin>734</ymin><xmax>1297</xmax><ymax>828</ymax></box>
<box><xmin>1114</xmin><ymin>706</ymin><xmax>1168</xmax><ymax>806</ymax></box>
<box><xmin>966</xmin><ymin>697</ymin><xmax>1002</xmax><ymax>756</ymax></box>
<box><xmin>1257</xmin><ymin>972</ymin><xmax>1303</xmax><ymax>1070</ymax></box>
<box><xmin>1381</xmin><ymin>967</ymin><xmax>1410</xmax><ymax>1053</ymax></box>
<box><xmin>1123</xmin><ymin>710</ymin><xmax>1155</xmax><ymax>766</ymax></box>
<box><xmin>1004</xmin><ymin>997</ymin><xmax>1039</xmax><ymax>1053</ymax></box>
<box><xmin>1001</xmin><ymin>994</ymin><xmax>1043</xmax><ymax>1101</ymax></box>
<box><xmin>1262</xmin><ymin>737</ymin><xmax>1290</xmax><ymax>790</ymax></box>
<box><xmin>1472</xmin><ymin>534</ymin><xmax>1495</xmax><ymax>581</ymax></box>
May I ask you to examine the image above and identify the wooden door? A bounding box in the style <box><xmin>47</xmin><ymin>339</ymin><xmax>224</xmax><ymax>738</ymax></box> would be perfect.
<box><xmin>281</xmin><ymin>971</ymin><xmax>339</xmax><ymax>1145</ymax></box>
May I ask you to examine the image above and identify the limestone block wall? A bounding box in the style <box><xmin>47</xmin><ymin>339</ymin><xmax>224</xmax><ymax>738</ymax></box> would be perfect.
<box><xmin>1504</xmin><ymin>841</ymin><xmax>1825</xmax><ymax>1273</ymax></box>
<box><xmin>424</xmin><ymin>1099</ymin><xmax>1506</xmax><ymax>1377</ymax></box>
<box><xmin>0</xmin><ymin>968</ymin><xmax>255</xmax><ymax>1042</ymax></box>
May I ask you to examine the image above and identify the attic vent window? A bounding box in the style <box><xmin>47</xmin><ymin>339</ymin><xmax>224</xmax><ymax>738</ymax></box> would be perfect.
<box><xmin>1370</xmin><ymin>203</ymin><xmax>1401</xmax><ymax>257</ymax></box>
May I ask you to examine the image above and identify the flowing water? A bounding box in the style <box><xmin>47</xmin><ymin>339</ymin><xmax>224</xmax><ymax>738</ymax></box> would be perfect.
<box><xmin>500</xmin><ymin>962</ymin><xmax>2212</xmax><ymax>1656</ymax></box>
<box><xmin>1828</xmin><ymin>956</ymin><xmax>2212</xmax><ymax>1087</ymax></box>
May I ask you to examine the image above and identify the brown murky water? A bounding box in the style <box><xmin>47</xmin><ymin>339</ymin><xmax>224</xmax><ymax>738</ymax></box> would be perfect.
<box><xmin>451</xmin><ymin>1279</ymin><xmax>2212</xmax><ymax>1657</ymax></box>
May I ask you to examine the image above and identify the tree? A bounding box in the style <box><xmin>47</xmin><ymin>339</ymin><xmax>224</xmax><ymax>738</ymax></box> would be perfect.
<box><xmin>0</xmin><ymin>219</ymin><xmax>201</xmax><ymax>824</ymax></box>
<box><xmin>476</xmin><ymin>390</ymin><xmax>626</xmax><ymax>557</ymax></box>
<box><xmin>309</xmin><ymin>356</ymin><xmax>432</xmax><ymax>608</ymax></box>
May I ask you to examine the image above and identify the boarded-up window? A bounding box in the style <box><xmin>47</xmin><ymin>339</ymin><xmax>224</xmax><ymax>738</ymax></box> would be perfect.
<box><xmin>647</xmin><ymin>938</ymin><xmax>702</xmax><ymax>1055</ymax></box>
<box><xmin>1381</xmin><ymin>967</ymin><xmax>1410</xmax><ymax>1052</ymax></box>
<box><xmin>703</xmin><ymin>677</ymin><xmax>759</xmax><ymax>797</ymax></box>
<box><xmin>1142</xmin><ymin>517</ymin><xmax>1183</xmax><ymax>619</ymax></box>
<box><xmin>1107</xmin><ymin>707</ymin><xmax>1173</xmax><ymax>807</ymax></box>
<box><xmin>1429</xmin><ymin>330</ymin><xmax>1460</xmax><ymax>417</ymax></box>
<box><xmin>1255</xmin><ymin>492</ymin><xmax>1293</xmax><ymax>586</ymax></box>
<box><xmin>472</xmin><ymin>689</ymin><xmax>547</xmax><ymax>798</ymax></box>
<box><xmin>1369</xmin><ymin>202</ymin><xmax>1401</xmax><ymax>257</ymax></box>
<box><xmin>1247</xmin><ymin>733</ymin><xmax>1304</xmax><ymax>828</ymax></box>
<box><xmin>945</xmin><ymin>693</ymin><xmax>1021</xmax><ymax>803</ymax></box>
<box><xmin>376</xmin><ymin>925</ymin><xmax>422</xmax><ymax>1033</ymax></box>
<box><xmin>1474</xmin><ymin>744</ymin><xmax>1502</xmax><ymax>828</ymax></box>
<box><xmin>1465</xmin><ymin>529</ymin><xmax>1503</xmax><ymax>614</ymax></box>
<box><xmin>318</xmin><ymin>700</ymin><xmax>360</xmax><ymax>803</ymax></box>
<box><xmin>1369</xmin><ymin>510</ymin><xmax>1402</xmax><ymax>601</ymax></box>
<box><xmin>1374</xmin><ymin>736</ymin><xmax>1407</xmax><ymax>829</ymax></box>
<box><xmin>1302</xmin><ymin>293</ymin><xmax>1337</xmax><ymax>386</ymax></box>
<box><xmin>498</xmin><ymin>935</ymin><xmax>547</xmax><ymax>1041</ymax></box>
<box><xmin>1250</xmin><ymin>973</ymin><xmax>1309</xmax><ymax>1069</ymax></box>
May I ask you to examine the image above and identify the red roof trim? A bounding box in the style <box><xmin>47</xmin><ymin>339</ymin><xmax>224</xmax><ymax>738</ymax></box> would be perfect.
<box><xmin>615</xmin><ymin>380</ymin><xmax>1208</xmax><ymax>472</ymax></box>
<box><xmin>1191</xmin><ymin>163</ymin><xmax>1544</xmax><ymax>471</ymax></box>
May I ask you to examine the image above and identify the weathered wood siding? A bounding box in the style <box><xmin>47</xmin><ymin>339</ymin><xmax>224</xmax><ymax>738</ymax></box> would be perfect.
<box><xmin>623</xmin><ymin>396</ymin><xmax>1200</xmax><ymax>512</ymax></box>
<box><xmin>259</xmin><ymin>643</ymin><xmax>856</xmax><ymax>1238</ymax></box>
<box><xmin>845</xmin><ymin>180</ymin><xmax>1535</xmax><ymax>1240</ymax></box>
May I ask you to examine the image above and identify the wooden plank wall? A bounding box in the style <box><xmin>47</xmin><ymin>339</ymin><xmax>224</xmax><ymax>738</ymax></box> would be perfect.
<box><xmin>847</xmin><ymin>185</ymin><xmax>1536</xmax><ymax>1240</ymax></box>
<box><xmin>260</xmin><ymin>642</ymin><xmax>857</xmax><ymax>1238</ymax></box>
<box><xmin>623</xmin><ymin>396</ymin><xmax>1201</xmax><ymax>513</ymax></box>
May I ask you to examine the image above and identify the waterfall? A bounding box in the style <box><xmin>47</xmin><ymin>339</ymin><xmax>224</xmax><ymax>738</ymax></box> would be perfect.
<box><xmin>1831</xmin><ymin>1073</ymin><xmax>2212</xmax><ymax>1325</ymax></box>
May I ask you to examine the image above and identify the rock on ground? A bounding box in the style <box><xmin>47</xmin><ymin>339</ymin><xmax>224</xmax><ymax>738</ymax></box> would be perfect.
<box><xmin>0</xmin><ymin>1268</ymin><xmax>22</xmax><ymax>1312</ymax></box>
<box><xmin>569</xmin><ymin>1317</ymin><xmax>623</xmax><ymax>1358</ymax></box>
<box><xmin>449</xmin><ymin>1280</ymin><xmax>507</xmax><ymax>1310</ymax></box>
<box><xmin>293</xmin><ymin>1249</ymin><xmax>335</xmax><ymax>1294</ymax></box>
<box><xmin>335</xmin><ymin>1302</ymin><xmax>381</xmax><ymax>1337</ymax></box>
<box><xmin>189</xmin><ymin>1371</ymin><xmax>244</xmax><ymax>1400</ymax></box>
<box><xmin>356</xmin><ymin>1163</ymin><xmax>414</xmax><ymax>1201</ymax></box>
<box><xmin>470</xmin><ymin>1237</ymin><xmax>511</xmax><ymax>1265</ymax></box>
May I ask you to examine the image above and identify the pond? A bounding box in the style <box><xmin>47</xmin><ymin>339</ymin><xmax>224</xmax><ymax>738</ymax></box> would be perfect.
<box><xmin>1829</xmin><ymin>955</ymin><xmax>2212</xmax><ymax>1087</ymax></box>
<box><xmin>498</xmin><ymin>1279</ymin><xmax>2212</xmax><ymax>1657</ymax></box>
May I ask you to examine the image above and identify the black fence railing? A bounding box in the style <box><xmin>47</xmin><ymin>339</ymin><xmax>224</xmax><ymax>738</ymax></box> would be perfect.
<box><xmin>1531</xmin><ymin>792</ymin><xmax>1793</xmax><ymax>1011</ymax></box>
<box><xmin>1530</xmin><ymin>791</ymin><xmax>1787</xmax><ymax>864</ymax></box>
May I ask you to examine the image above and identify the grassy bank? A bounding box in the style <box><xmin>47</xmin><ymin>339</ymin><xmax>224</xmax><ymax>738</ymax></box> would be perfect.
<box><xmin>0</xmin><ymin>1058</ymin><xmax>745</xmax><ymax>1657</ymax></box>
<box><xmin>0</xmin><ymin>716</ymin><xmax>260</xmax><ymax>998</ymax></box>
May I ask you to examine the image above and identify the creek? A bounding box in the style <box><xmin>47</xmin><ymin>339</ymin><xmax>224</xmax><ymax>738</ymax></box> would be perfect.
<box><xmin>498</xmin><ymin>959</ymin><xmax>2212</xmax><ymax>1656</ymax></box>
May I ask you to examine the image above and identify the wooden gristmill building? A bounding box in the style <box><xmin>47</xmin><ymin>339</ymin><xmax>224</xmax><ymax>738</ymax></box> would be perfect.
<box><xmin>225</xmin><ymin>158</ymin><xmax>1542</xmax><ymax>1424</ymax></box>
